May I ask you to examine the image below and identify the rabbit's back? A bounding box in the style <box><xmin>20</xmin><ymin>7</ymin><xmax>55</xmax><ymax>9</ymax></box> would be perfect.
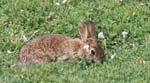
<box><xmin>19</xmin><ymin>34</ymin><xmax>70</xmax><ymax>64</ymax></box>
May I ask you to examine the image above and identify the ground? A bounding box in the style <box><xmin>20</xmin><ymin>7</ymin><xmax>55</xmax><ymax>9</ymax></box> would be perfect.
<box><xmin>0</xmin><ymin>0</ymin><xmax>150</xmax><ymax>83</ymax></box>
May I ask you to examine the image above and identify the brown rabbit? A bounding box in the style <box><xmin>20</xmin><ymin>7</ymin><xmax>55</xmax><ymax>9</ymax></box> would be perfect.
<box><xmin>19</xmin><ymin>21</ymin><xmax>104</xmax><ymax>64</ymax></box>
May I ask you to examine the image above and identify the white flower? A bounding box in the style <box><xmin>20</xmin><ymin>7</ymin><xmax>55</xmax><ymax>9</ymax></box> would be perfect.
<box><xmin>139</xmin><ymin>59</ymin><xmax>146</xmax><ymax>64</ymax></box>
<box><xmin>111</xmin><ymin>53</ymin><xmax>116</xmax><ymax>59</ymax></box>
<box><xmin>139</xmin><ymin>2</ymin><xmax>144</xmax><ymax>6</ymax></box>
<box><xmin>98</xmin><ymin>32</ymin><xmax>105</xmax><ymax>39</ymax></box>
<box><xmin>22</xmin><ymin>35</ymin><xmax>28</xmax><ymax>42</ymax></box>
<box><xmin>122</xmin><ymin>31</ymin><xmax>128</xmax><ymax>38</ymax></box>
<box><xmin>143</xmin><ymin>60</ymin><xmax>146</xmax><ymax>64</ymax></box>
<box><xmin>55</xmin><ymin>2</ymin><xmax>60</xmax><ymax>6</ymax></box>
<box><xmin>62</xmin><ymin>0</ymin><xmax>67</xmax><ymax>4</ymax></box>
<box><xmin>20</xmin><ymin>9</ymin><xmax>24</xmax><ymax>12</ymax></box>
<box><xmin>10</xmin><ymin>64</ymin><xmax>17</xmax><ymax>68</ymax></box>
<box><xmin>132</xmin><ymin>12</ymin><xmax>136</xmax><ymax>16</ymax></box>
<box><xmin>7</xmin><ymin>50</ymin><xmax>13</xmax><ymax>54</ymax></box>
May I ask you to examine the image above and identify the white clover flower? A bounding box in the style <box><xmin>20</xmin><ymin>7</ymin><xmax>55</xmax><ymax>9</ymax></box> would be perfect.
<box><xmin>7</xmin><ymin>50</ymin><xmax>13</xmax><ymax>54</ymax></box>
<box><xmin>139</xmin><ymin>2</ymin><xmax>144</xmax><ymax>6</ymax></box>
<box><xmin>98</xmin><ymin>32</ymin><xmax>105</xmax><ymax>39</ymax></box>
<box><xmin>20</xmin><ymin>9</ymin><xmax>24</xmax><ymax>12</ymax></box>
<box><xmin>139</xmin><ymin>59</ymin><xmax>146</xmax><ymax>64</ymax></box>
<box><xmin>62</xmin><ymin>0</ymin><xmax>67</xmax><ymax>4</ymax></box>
<box><xmin>111</xmin><ymin>53</ymin><xmax>116</xmax><ymax>59</ymax></box>
<box><xmin>122</xmin><ymin>31</ymin><xmax>128</xmax><ymax>38</ymax></box>
<box><xmin>132</xmin><ymin>12</ymin><xmax>136</xmax><ymax>16</ymax></box>
<box><xmin>55</xmin><ymin>2</ymin><xmax>60</xmax><ymax>6</ymax></box>
<box><xmin>10</xmin><ymin>64</ymin><xmax>17</xmax><ymax>68</ymax></box>
<box><xmin>143</xmin><ymin>60</ymin><xmax>146</xmax><ymax>64</ymax></box>
<box><xmin>22</xmin><ymin>35</ymin><xmax>28</xmax><ymax>42</ymax></box>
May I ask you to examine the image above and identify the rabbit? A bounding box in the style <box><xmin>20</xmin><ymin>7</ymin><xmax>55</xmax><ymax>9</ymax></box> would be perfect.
<box><xmin>19</xmin><ymin>21</ymin><xmax>104</xmax><ymax>64</ymax></box>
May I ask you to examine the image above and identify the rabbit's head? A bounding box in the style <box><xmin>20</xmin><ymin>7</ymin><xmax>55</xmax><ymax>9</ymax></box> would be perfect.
<box><xmin>78</xmin><ymin>21</ymin><xmax>105</xmax><ymax>63</ymax></box>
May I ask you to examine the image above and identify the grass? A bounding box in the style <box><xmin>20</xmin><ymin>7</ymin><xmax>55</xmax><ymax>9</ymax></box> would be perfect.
<box><xmin>0</xmin><ymin>0</ymin><xmax>150</xmax><ymax>82</ymax></box>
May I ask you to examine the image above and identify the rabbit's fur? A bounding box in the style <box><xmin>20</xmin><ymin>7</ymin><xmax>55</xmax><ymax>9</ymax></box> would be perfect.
<box><xmin>19</xmin><ymin>21</ymin><xmax>104</xmax><ymax>64</ymax></box>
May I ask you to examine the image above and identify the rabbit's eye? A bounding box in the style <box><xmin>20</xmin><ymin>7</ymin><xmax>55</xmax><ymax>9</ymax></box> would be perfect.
<box><xmin>91</xmin><ymin>49</ymin><xmax>95</xmax><ymax>55</ymax></box>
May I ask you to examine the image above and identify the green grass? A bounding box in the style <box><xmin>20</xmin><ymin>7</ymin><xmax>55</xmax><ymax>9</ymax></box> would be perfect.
<box><xmin>0</xmin><ymin>0</ymin><xmax>150</xmax><ymax>82</ymax></box>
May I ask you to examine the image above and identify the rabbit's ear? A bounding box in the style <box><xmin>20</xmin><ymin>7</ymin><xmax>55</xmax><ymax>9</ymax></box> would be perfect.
<box><xmin>78</xmin><ymin>21</ymin><xmax>88</xmax><ymax>41</ymax></box>
<box><xmin>87</xmin><ymin>21</ymin><xmax>96</xmax><ymax>38</ymax></box>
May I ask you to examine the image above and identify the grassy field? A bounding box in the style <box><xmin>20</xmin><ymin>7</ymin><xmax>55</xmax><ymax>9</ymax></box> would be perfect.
<box><xmin>0</xmin><ymin>0</ymin><xmax>150</xmax><ymax>82</ymax></box>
